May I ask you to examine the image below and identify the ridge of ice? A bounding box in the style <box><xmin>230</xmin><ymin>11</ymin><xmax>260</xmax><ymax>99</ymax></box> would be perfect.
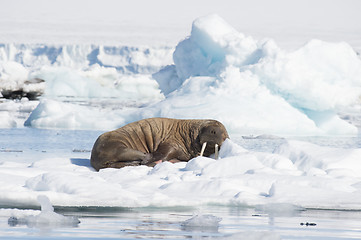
<box><xmin>2</xmin><ymin>14</ymin><xmax>361</xmax><ymax>136</ymax></box>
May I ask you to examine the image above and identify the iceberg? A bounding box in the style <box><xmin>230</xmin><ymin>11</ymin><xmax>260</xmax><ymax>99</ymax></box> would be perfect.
<box><xmin>0</xmin><ymin>43</ymin><xmax>171</xmax><ymax>100</ymax></box>
<box><xmin>151</xmin><ymin>14</ymin><xmax>361</xmax><ymax>136</ymax></box>
<box><xmin>0</xmin><ymin>43</ymin><xmax>173</xmax><ymax>74</ymax></box>
<box><xmin>3</xmin><ymin>14</ymin><xmax>361</xmax><ymax>136</ymax></box>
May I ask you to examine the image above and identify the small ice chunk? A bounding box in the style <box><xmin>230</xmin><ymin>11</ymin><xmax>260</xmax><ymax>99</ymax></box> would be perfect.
<box><xmin>255</xmin><ymin>203</ymin><xmax>305</xmax><ymax>216</ymax></box>
<box><xmin>8</xmin><ymin>195</ymin><xmax>80</xmax><ymax>228</ymax></box>
<box><xmin>181</xmin><ymin>214</ymin><xmax>222</xmax><ymax>229</ymax></box>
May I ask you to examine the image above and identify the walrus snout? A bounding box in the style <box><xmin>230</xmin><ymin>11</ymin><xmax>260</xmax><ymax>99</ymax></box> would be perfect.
<box><xmin>200</xmin><ymin>125</ymin><xmax>226</xmax><ymax>144</ymax></box>
<box><xmin>199</xmin><ymin>124</ymin><xmax>228</xmax><ymax>158</ymax></box>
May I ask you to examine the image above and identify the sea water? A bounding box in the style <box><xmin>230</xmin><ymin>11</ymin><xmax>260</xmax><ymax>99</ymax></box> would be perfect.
<box><xmin>2</xmin><ymin>205</ymin><xmax>361</xmax><ymax>239</ymax></box>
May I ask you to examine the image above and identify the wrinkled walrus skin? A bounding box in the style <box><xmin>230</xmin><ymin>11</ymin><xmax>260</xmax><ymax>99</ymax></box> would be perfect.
<box><xmin>90</xmin><ymin>118</ymin><xmax>229</xmax><ymax>171</ymax></box>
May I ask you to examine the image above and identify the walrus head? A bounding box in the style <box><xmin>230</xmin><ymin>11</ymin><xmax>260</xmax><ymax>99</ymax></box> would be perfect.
<box><xmin>198</xmin><ymin>124</ymin><xmax>228</xmax><ymax>158</ymax></box>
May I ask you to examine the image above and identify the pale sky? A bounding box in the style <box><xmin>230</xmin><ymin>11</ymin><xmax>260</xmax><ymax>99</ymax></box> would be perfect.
<box><xmin>0</xmin><ymin>0</ymin><xmax>360</xmax><ymax>49</ymax></box>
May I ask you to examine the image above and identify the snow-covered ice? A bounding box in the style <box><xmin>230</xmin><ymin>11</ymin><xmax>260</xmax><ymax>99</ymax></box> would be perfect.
<box><xmin>1</xmin><ymin>6</ymin><xmax>361</xmax><ymax>217</ymax></box>
<box><xmin>1</xmin><ymin>136</ymin><xmax>361</xmax><ymax>210</ymax></box>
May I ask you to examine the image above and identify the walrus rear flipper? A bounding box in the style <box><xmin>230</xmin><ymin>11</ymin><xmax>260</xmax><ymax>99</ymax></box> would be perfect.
<box><xmin>141</xmin><ymin>142</ymin><xmax>187</xmax><ymax>165</ymax></box>
<box><xmin>107</xmin><ymin>160</ymin><xmax>141</xmax><ymax>169</ymax></box>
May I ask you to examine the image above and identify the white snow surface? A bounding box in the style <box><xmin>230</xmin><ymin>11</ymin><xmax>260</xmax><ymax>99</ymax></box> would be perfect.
<box><xmin>1</xmin><ymin>138</ymin><xmax>361</xmax><ymax>210</ymax></box>
<box><xmin>1</xmin><ymin>2</ymin><xmax>361</xmax><ymax>212</ymax></box>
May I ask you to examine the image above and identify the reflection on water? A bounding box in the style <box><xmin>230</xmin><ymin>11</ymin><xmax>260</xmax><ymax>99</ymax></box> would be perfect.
<box><xmin>2</xmin><ymin>206</ymin><xmax>361</xmax><ymax>239</ymax></box>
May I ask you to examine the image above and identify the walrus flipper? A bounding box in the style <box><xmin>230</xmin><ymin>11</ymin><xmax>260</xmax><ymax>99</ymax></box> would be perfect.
<box><xmin>141</xmin><ymin>142</ymin><xmax>187</xmax><ymax>165</ymax></box>
<box><xmin>91</xmin><ymin>143</ymin><xmax>148</xmax><ymax>171</ymax></box>
<box><xmin>107</xmin><ymin>160</ymin><xmax>142</xmax><ymax>169</ymax></box>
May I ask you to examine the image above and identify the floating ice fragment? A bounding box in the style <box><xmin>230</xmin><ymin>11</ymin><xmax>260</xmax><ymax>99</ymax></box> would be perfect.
<box><xmin>255</xmin><ymin>203</ymin><xmax>305</xmax><ymax>216</ymax></box>
<box><xmin>225</xmin><ymin>231</ymin><xmax>281</xmax><ymax>240</ymax></box>
<box><xmin>8</xmin><ymin>195</ymin><xmax>80</xmax><ymax>228</ymax></box>
<box><xmin>181</xmin><ymin>214</ymin><xmax>222</xmax><ymax>229</ymax></box>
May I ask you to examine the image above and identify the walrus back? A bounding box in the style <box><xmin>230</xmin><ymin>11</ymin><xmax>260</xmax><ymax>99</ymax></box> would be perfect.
<box><xmin>113</xmin><ymin>118</ymin><xmax>171</xmax><ymax>153</ymax></box>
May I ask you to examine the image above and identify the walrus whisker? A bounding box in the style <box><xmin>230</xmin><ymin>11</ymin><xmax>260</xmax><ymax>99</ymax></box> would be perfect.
<box><xmin>215</xmin><ymin>143</ymin><xmax>219</xmax><ymax>160</ymax></box>
<box><xmin>200</xmin><ymin>142</ymin><xmax>207</xmax><ymax>157</ymax></box>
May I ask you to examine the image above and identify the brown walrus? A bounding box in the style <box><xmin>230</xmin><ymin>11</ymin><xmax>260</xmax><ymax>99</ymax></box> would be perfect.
<box><xmin>90</xmin><ymin>117</ymin><xmax>229</xmax><ymax>171</ymax></box>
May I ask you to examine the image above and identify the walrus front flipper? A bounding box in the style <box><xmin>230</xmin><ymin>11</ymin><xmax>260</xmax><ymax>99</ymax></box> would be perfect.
<box><xmin>91</xmin><ymin>142</ymin><xmax>148</xmax><ymax>171</ymax></box>
<box><xmin>141</xmin><ymin>142</ymin><xmax>187</xmax><ymax>166</ymax></box>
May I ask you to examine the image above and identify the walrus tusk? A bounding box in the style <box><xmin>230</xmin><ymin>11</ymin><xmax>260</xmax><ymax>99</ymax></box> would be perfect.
<box><xmin>200</xmin><ymin>142</ymin><xmax>207</xmax><ymax>156</ymax></box>
<box><xmin>215</xmin><ymin>144</ymin><xmax>219</xmax><ymax>160</ymax></box>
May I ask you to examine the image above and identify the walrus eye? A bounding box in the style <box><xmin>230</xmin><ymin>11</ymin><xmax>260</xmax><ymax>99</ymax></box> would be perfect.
<box><xmin>200</xmin><ymin>142</ymin><xmax>207</xmax><ymax>157</ymax></box>
<box><xmin>215</xmin><ymin>144</ymin><xmax>219</xmax><ymax>160</ymax></box>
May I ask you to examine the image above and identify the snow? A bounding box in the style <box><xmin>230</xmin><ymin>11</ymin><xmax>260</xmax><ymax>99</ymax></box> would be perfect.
<box><xmin>0</xmin><ymin>61</ymin><xmax>29</xmax><ymax>91</ymax></box>
<box><xmin>0</xmin><ymin>98</ymin><xmax>38</xmax><ymax>128</ymax></box>
<box><xmin>1</xmin><ymin>0</ymin><xmax>361</xmax><ymax>216</ymax></box>
<box><xmin>1</xmin><ymin>137</ymin><xmax>361</xmax><ymax>210</ymax></box>
<box><xmin>255</xmin><ymin>39</ymin><xmax>361</xmax><ymax>111</ymax></box>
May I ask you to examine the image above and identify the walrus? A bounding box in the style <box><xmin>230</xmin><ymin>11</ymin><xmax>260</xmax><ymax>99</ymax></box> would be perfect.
<box><xmin>90</xmin><ymin>118</ymin><xmax>229</xmax><ymax>171</ymax></box>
